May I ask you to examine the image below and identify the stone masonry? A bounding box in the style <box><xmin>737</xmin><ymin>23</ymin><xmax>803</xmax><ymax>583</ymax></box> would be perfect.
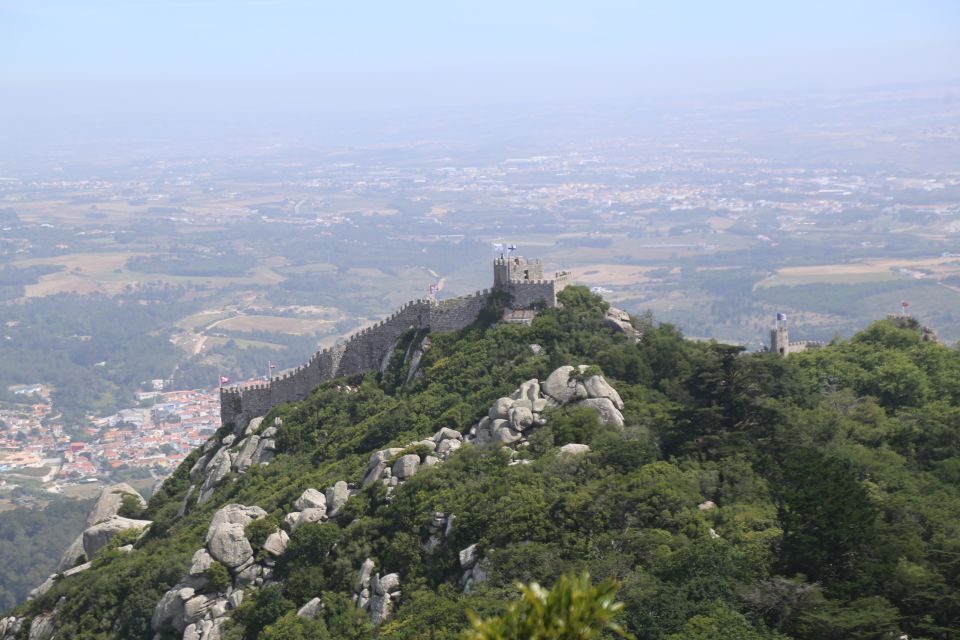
<box><xmin>220</xmin><ymin>258</ymin><xmax>569</xmax><ymax>428</ymax></box>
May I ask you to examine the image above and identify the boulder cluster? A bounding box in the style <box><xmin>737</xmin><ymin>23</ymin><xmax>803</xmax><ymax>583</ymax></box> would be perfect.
<box><xmin>52</xmin><ymin>482</ymin><xmax>150</xmax><ymax>579</ymax></box>
<box><xmin>189</xmin><ymin>417</ymin><xmax>278</xmax><ymax>506</ymax></box>
<box><xmin>457</xmin><ymin>543</ymin><xmax>489</xmax><ymax>593</ymax></box>
<box><xmin>350</xmin><ymin>559</ymin><xmax>402</xmax><ymax>625</ymax></box>
<box><xmin>423</xmin><ymin>511</ymin><xmax>455</xmax><ymax>553</ymax></box>
<box><xmin>360</xmin><ymin>427</ymin><xmax>463</xmax><ymax>497</ymax></box>
<box><xmin>469</xmin><ymin>365</ymin><xmax>624</xmax><ymax>446</ymax></box>
<box><xmin>10</xmin><ymin>364</ymin><xmax>626</xmax><ymax>638</ymax></box>
<box><xmin>4</xmin><ymin>484</ymin><xmax>152</xmax><ymax>640</ymax></box>
<box><xmin>605</xmin><ymin>305</ymin><xmax>642</xmax><ymax>342</ymax></box>
<box><xmin>152</xmin><ymin>503</ymin><xmax>271</xmax><ymax>639</ymax></box>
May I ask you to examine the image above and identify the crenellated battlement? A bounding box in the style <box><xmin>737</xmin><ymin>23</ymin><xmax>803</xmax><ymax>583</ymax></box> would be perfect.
<box><xmin>220</xmin><ymin>258</ymin><xmax>568</xmax><ymax>427</ymax></box>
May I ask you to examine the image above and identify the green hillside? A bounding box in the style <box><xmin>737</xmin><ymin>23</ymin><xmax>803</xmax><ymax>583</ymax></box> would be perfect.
<box><xmin>4</xmin><ymin>287</ymin><xmax>959</xmax><ymax>640</ymax></box>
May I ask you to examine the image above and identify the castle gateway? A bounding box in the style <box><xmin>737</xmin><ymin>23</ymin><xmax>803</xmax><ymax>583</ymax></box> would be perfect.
<box><xmin>220</xmin><ymin>257</ymin><xmax>569</xmax><ymax>427</ymax></box>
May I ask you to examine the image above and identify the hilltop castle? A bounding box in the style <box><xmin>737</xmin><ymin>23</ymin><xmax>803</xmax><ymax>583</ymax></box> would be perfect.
<box><xmin>768</xmin><ymin>320</ymin><xmax>824</xmax><ymax>356</ymax></box>
<box><xmin>220</xmin><ymin>257</ymin><xmax>569</xmax><ymax>427</ymax></box>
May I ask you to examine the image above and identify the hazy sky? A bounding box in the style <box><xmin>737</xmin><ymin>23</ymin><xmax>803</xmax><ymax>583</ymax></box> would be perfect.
<box><xmin>2</xmin><ymin>0</ymin><xmax>959</xmax><ymax>123</ymax></box>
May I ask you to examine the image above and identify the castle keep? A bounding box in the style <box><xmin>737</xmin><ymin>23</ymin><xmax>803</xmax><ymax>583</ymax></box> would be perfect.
<box><xmin>220</xmin><ymin>257</ymin><xmax>569</xmax><ymax>427</ymax></box>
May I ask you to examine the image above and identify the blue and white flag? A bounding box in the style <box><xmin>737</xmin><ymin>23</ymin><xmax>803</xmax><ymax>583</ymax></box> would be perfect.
<box><xmin>507</xmin><ymin>244</ymin><xmax>518</xmax><ymax>252</ymax></box>
<box><xmin>776</xmin><ymin>313</ymin><xmax>787</xmax><ymax>322</ymax></box>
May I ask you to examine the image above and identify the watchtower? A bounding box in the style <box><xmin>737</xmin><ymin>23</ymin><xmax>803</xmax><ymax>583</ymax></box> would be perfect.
<box><xmin>493</xmin><ymin>256</ymin><xmax>544</xmax><ymax>287</ymax></box>
<box><xmin>770</xmin><ymin>325</ymin><xmax>789</xmax><ymax>356</ymax></box>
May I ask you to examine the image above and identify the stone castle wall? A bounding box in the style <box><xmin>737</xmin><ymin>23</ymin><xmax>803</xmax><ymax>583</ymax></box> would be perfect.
<box><xmin>220</xmin><ymin>260</ymin><xmax>569</xmax><ymax>428</ymax></box>
<box><xmin>220</xmin><ymin>290</ymin><xmax>503</xmax><ymax>427</ymax></box>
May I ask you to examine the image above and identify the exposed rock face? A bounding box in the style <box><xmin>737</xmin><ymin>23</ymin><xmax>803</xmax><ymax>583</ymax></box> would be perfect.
<box><xmin>198</xmin><ymin>447</ymin><xmax>232</xmax><ymax>504</ymax></box>
<box><xmin>62</xmin><ymin>561</ymin><xmax>91</xmax><ymax>578</ymax></box>
<box><xmin>367</xmin><ymin>572</ymin><xmax>402</xmax><ymax>625</ymax></box>
<box><xmin>294</xmin><ymin>488</ymin><xmax>327</xmax><ymax>512</ymax></box>
<box><xmin>189</xmin><ymin>549</ymin><xmax>214</xmax><ymax>576</ymax></box>
<box><xmin>28</xmin><ymin>576</ymin><xmax>57</xmax><ymax>601</ymax></box>
<box><xmin>27</xmin><ymin>611</ymin><xmax>55</xmax><ymax>640</ymax></box>
<box><xmin>81</xmin><ymin>515</ymin><xmax>152</xmax><ymax>560</ymax></box>
<box><xmin>458</xmin><ymin>543</ymin><xmax>489</xmax><ymax>592</ymax></box>
<box><xmin>459</xmin><ymin>543</ymin><xmax>479</xmax><ymax>569</ymax></box>
<box><xmin>582</xmin><ymin>375</ymin><xmax>624</xmax><ymax>410</ymax></box>
<box><xmin>206</xmin><ymin>523</ymin><xmax>253</xmax><ymax>568</ymax></box>
<box><xmin>392</xmin><ymin>454</ymin><xmax>420</xmax><ymax>479</ymax></box>
<box><xmin>297</xmin><ymin>597</ymin><xmax>323</xmax><ymax>619</ymax></box>
<box><xmin>85</xmin><ymin>483</ymin><xmax>146</xmax><ymax>528</ymax></box>
<box><xmin>152</xmin><ymin>586</ymin><xmax>194</xmax><ymax>633</ymax></box>
<box><xmin>192</xmin><ymin>415</ymin><xmax>278</xmax><ymax>506</ymax></box>
<box><xmin>576</xmin><ymin>397</ymin><xmax>624</xmax><ymax>428</ymax></box>
<box><xmin>558</xmin><ymin>443</ymin><xmax>591</xmax><ymax>456</ymax></box>
<box><xmin>0</xmin><ymin>616</ymin><xmax>24</xmax><ymax>639</ymax></box>
<box><xmin>203</xmin><ymin>503</ymin><xmax>265</xmax><ymax>569</ymax></box>
<box><xmin>263</xmin><ymin>529</ymin><xmax>289</xmax><ymax>557</ymax></box>
<box><xmin>325</xmin><ymin>481</ymin><xmax>350</xmax><ymax>517</ymax></box>
<box><xmin>56</xmin><ymin>534</ymin><xmax>87</xmax><ymax>572</ymax></box>
<box><xmin>542</xmin><ymin>367</ymin><xmax>589</xmax><ymax>405</ymax></box>
<box><xmin>207</xmin><ymin>504</ymin><xmax>267</xmax><ymax>534</ymax></box>
<box><xmin>605</xmin><ymin>306</ymin><xmax>641</xmax><ymax>342</ymax></box>
<box><xmin>232</xmin><ymin>435</ymin><xmax>261</xmax><ymax>473</ymax></box>
<box><xmin>295</xmin><ymin>508</ymin><xmax>326</xmax><ymax>529</ymax></box>
<box><xmin>470</xmin><ymin>366</ymin><xmax>625</xmax><ymax>447</ymax></box>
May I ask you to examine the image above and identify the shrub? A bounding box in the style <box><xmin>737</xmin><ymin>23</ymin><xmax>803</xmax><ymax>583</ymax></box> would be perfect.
<box><xmin>206</xmin><ymin>561</ymin><xmax>231</xmax><ymax>592</ymax></box>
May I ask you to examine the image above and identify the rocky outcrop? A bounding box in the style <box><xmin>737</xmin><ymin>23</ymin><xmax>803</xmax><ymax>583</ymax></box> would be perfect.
<box><xmin>297</xmin><ymin>597</ymin><xmax>323</xmax><ymax>619</ymax></box>
<box><xmin>82</xmin><ymin>515</ymin><xmax>152</xmax><ymax>560</ymax></box>
<box><xmin>50</xmin><ymin>483</ymin><xmax>148</xmax><ymax>577</ymax></box>
<box><xmin>470</xmin><ymin>366</ymin><xmax>625</xmax><ymax>447</ymax></box>
<box><xmin>458</xmin><ymin>543</ymin><xmax>489</xmax><ymax>593</ymax></box>
<box><xmin>207</xmin><ymin>524</ymin><xmax>253</xmax><ymax>569</ymax></box>
<box><xmin>0</xmin><ymin>616</ymin><xmax>23</xmax><ymax>640</ymax></box>
<box><xmin>360</xmin><ymin>428</ymin><xmax>464</xmax><ymax>496</ymax></box>
<box><xmin>605</xmin><ymin>306</ymin><xmax>641</xmax><ymax>342</ymax></box>
<box><xmin>558</xmin><ymin>443</ymin><xmax>591</xmax><ymax>456</ymax></box>
<box><xmin>325</xmin><ymin>481</ymin><xmax>350</xmax><ymax>517</ymax></box>
<box><xmin>190</xmin><ymin>416</ymin><xmax>279</xmax><ymax>506</ymax></box>
<box><xmin>153</xmin><ymin>504</ymin><xmax>269</xmax><ymax>637</ymax></box>
<box><xmin>55</xmin><ymin>534</ymin><xmax>87</xmax><ymax>573</ymax></box>
<box><xmin>576</xmin><ymin>397</ymin><xmax>624</xmax><ymax>428</ymax></box>
<box><xmin>85</xmin><ymin>483</ymin><xmax>146</xmax><ymax>528</ymax></box>
<box><xmin>135</xmin><ymin>367</ymin><xmax>624</xmax><ymax>638</ymax></box>
<box><xmin>263</xmin><ymin>529</ymin><xmax>289</xmax><ymax>557</ymax></box>
<box><xmin>351</xmin><ymin>559</ymin><xmax>401</xmax><ymax>624</ymax></box>
<box><xmin>284</xmin><ymin>488</ymin><xmax>331</xmax><ymax>530</ymax></box>
<box><xmin>204</xmin><ymin>504</ymin><xmax>266</xmax><ymax>569</ymax></box>
<box><xmin>424</xmin><ymin>511</ymin><xmax>454</xmax><ymax>553</ymax></box>
<box><xmin>26</xmin><ymin>611</ymin><xmax>55</xmax><ymax>640</ymax></box>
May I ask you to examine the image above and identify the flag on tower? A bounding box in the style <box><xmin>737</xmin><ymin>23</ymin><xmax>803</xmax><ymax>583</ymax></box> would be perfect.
<box><xmin>493</xmin><ymin>243</ymin><xmax>504</xmax><ymax>253</ymax></box>
<box><xmin>219</xmin><ymin>376</ymin><xmax>230</xmax><ymax>385</ymax></box>
<box><xmin>776</xmin><ymin>313</ymin><xmax>787</xmax><ymax>322</ymax></box>
<box><xmin>269</xmin><ymin>362</ymin><xmax>277</xmax><ymax>369</ymax></box>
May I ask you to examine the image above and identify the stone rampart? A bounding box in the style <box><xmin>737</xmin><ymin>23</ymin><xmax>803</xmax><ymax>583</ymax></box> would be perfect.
<box><xmin>503</xmin><ymin>280</ymin><xmax>558</xmax><ymax>308</ymax></box>
<box><xmin>428</xmin><ymin>290</ymin><xmax>491</xmax><ymax>332</ymax></box>
<box><xmin>220</xmin><ymin>259</ymin><xmax>570</xmax><ymax>427</ymax></box>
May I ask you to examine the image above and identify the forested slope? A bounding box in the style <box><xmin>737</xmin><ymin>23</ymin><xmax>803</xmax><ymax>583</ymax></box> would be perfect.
<box><xmin>5</xmin><ymin>287</ymin><xmax>959</xmax><ymax>639</ymax></box>
<box><xmin>0</xmin><ymin>499</ymin><xmax>91</xmax><ymax>611</ymax></box>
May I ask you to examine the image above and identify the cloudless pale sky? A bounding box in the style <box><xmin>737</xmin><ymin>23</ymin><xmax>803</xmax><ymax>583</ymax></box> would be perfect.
<box><xmin>2</xmin><ymin>0</ymin><xmax>958</xmax><ymax>123</ymax></box>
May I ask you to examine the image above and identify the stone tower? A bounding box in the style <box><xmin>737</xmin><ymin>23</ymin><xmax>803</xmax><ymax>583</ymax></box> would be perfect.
<box><xmin>493</xmin><ymin>256</ymin><xmax>545</xmax><ymax>287</ymax></box>
<box><xmin>770</xmin><ymin>324</ymin><xmax>789</xmax><ymax>356</ymax></box>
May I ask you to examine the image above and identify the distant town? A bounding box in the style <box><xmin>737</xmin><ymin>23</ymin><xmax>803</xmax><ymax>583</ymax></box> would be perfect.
<box><xmin>0</xmin><ymin>385</ymin><xmax>219</xmax><ymax>505</ymax></box>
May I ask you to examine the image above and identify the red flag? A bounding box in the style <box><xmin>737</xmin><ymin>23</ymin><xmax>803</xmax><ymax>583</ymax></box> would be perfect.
<box><xmin>219</xmin><ymin>376</ymin><xmax>230</xmax><ymax>384</ymax></box>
